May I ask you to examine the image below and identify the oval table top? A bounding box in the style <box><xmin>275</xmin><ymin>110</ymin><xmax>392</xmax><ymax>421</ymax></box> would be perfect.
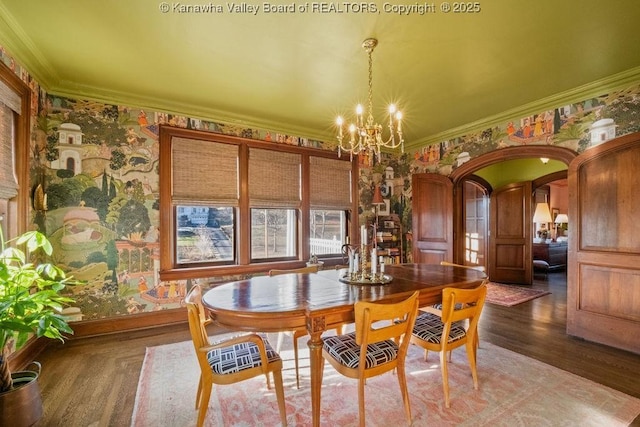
<box><xmin>202</xmin><ymin>263</ymin><xmax>486</xmax><ymax>332</ymax></box>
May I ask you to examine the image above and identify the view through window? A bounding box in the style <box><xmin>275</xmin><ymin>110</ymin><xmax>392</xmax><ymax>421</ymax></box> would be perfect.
<box><xmin>176</xmin><ymin>206</ymin><xmax>235</xmax><ymax>264</ymax></box>
<box><xmin>160</xmin><ymin>127</ymin><xmax>355</xmax><ymax>278</ymax></box>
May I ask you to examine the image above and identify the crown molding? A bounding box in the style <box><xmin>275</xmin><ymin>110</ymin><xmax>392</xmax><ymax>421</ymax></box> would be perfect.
<box><xmin>2</xmin><ymin>1</ymin><xmax>639</xmax><ymax>150</ymax></box>
<box><xmin>0</xmin><ymin>4</ymin><xmax>332</xmax><ymax>143</ymax></box>
<box><xmin>0</xmin><ymin>2</ymin><xmax>61</xmax><ymax>88</ymax></box>
<box><xmin>49</xmin><ymin>80</ymin><xmax>333</xmax><ymax>142</ymax></box>
<box><xmin>405</xmin><ymin>65</ymin><xmax>640</xmax><ymax>151</ymax></box>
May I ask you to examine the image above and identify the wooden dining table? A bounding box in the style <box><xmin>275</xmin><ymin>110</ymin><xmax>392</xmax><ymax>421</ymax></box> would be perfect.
<box><xmin>201</xmin><ymin>263</ymin><xmax>486</xmax><ymax>426</ymax></box>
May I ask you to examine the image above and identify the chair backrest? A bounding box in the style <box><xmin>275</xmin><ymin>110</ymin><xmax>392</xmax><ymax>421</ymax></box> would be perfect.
<box><xmin>440</xmin><ymin>284</ymin><xmax>487</xmax><ymax>334</ymax></box>
<box><xmin>185</xmin><ymin>285</ymin><xmax>213</xmax><ymax>372</ymax></box>
<box><xmin>268</xmin><ymin>265</ymin><xmax>319</xmax><ymax>276</ymax></box>
<box><xmin>354</xmin><ymin>291</ymin><xmax>420</xmax><ymax>363</ymax></box>
<box><xmin>440</xmin><ymin>260</ymin><xmax>486</xmax><ymax>273</ymax></box>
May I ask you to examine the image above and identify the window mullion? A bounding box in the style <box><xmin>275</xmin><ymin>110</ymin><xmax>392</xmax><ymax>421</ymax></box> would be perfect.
<box><xmin>238</xmin><ymin>143</ymin><xmax>250</xmax><ymax>265</ymax></box>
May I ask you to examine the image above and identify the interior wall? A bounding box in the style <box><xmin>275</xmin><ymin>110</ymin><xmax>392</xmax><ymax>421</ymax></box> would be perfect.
<box><xmin>2</xmin><ymin>44</ymin><xmax>640</xmax><ymax>333</ymax></box>
<box><xmin>549</xmin><ymin>182</ymin><xmax>568</xmax><ymax>214</ymax></box>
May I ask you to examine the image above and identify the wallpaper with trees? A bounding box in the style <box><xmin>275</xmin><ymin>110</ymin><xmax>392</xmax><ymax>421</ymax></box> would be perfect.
<box><xmin>2</xmin><ymin>47</ymin><xmax>640</xmax><ymax>322</ymax></box>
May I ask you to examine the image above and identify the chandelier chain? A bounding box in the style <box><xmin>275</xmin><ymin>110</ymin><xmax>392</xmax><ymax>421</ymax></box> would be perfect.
<box><xmin>367</xmin><ymin>48</ymin><xmax>374</xmax><ymax>124</ymax></box>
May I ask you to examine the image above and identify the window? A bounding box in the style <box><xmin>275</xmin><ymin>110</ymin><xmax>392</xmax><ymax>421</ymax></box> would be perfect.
<box><xmin>159</xmin><ymin>126</ymin><xmax>355</xmax><ymax>280</ymax></box>
<box><xmin>0</xmin><ymin>61</ymin><xmax>30</xmax><ymax>239</ymax></box>
<box><xmin>251</xmin><ymin>208</ymin><xmax>297</xmax><ymax>260</ymax></box>
<box><xmin>0</xmin><ymin>100</ymin><xmax>16</xmax><ymax>200</ymax></box>
<box><xmin>176</xmin><ymin>206</ymin><xmax>235</xmax><ymax>265</ymax></box>
<box><xmin>308</xmin><ymin>156</ymin><xmax>352</xmax><ymax>256</ymax></box>
<box><xmin>248</xmin><ymin>148</ymin><xmax>300</xmax><ymax>261</ymax></box>
<box><xmin>310</xmin><ymin>210</ymin><xmax>347</xmax><ymax>255</ymax></box>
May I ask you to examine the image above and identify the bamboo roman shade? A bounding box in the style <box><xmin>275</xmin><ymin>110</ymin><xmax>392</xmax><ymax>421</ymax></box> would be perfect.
<box><xmin>309</xmin><ymin>156</ymin><xmax>352</xmax><ymax>209</ymax></box>
<box><xmin>249</xmin><ymin>148</ymin><xmax>301</xmax><ymax>207</ymax></box>
<box><xmin>0</xmin><ymin>78</ymin><xmax>20</xmax><ymax>200</ymax></box>
<box><xmin>0</xmin><ymin>79</ymin><xmax>21</xmax><ymax>113</ymax></box>
<box><xmin>171</xmin><ymin>137</ymin><xmax>238</xmax><ymax>206</ymax></box>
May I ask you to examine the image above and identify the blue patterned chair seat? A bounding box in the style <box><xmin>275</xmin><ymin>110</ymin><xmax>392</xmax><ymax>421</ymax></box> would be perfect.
<box><xmin>432</xmin><ymin>302</ymin><xmax>464</xmax><ymax>310</ymax></box>
<box><xmin>323</xmin><ymin>332</ymin><xmax>399</xmax><ymax>369</ymax></box>
<box><xmin>412</xmin><ymin>312</ymin><xmax>467</xmax><ymax>344</ymax></box>
<box><xmin>208</xmin><ymin>335</ymin><xmax>281</xmax><ymax>375</ymax></box>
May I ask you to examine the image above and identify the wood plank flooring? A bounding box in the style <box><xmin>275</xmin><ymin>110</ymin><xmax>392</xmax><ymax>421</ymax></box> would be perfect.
<box><xmin>31</xmin><ymin>272</ymin><xmax>640</xmax><ymax>426</ymax></box>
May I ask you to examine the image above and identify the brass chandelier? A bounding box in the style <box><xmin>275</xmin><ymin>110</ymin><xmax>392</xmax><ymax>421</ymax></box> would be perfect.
<box><xmin>336</xmin><ymin>38</ymin><xmax>404</xmax><ymax>165</ymax></box>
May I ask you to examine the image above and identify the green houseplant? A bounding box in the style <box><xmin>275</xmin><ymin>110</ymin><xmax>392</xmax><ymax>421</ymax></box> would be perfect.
<box><xmin>0</xmin><ymin>229</ymin><xmax>75</xmax><ymax>425</ymax></box>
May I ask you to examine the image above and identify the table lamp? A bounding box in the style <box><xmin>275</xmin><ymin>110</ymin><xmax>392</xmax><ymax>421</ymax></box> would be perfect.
<box><xmin>533</xmin><ymin>202</ymin><xmax>552</xmax><ymax>240</ymax></box>
<box><xmin>554</xmin><ymin>213</ymin><xmax>568</xmax><ymax>239</ymax></box>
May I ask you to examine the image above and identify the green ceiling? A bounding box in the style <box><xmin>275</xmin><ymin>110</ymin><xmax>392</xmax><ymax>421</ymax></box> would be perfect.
<box><xmin>1</xmin><ymin>0</ymin><xmax>640</xmax><ymax>148</ymax></box>
<box><xmin>475</xmin><ymin>158</ymin><xmax>566</xmax><ymax>189</ymax></box>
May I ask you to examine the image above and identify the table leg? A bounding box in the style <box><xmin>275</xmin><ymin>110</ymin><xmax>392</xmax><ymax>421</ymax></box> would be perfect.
<box><xmin>307</xmin><ymin>322</ymin><xmax>324</xmax><ymax>427</ymax></box>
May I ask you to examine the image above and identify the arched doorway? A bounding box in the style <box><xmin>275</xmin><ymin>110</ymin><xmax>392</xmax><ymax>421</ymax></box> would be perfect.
<box><xmin>450</xmin><ymin>146</ymin><xmax>577</xmax><ymax>283</ymax></box>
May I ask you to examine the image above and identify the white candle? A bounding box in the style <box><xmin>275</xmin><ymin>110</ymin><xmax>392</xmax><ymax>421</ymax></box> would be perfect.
<box><xmin>361</xmin><ymin>225</ymin><xmax>367</xmax><ymax>244</ymax></box>
<box><xmin>348</xmin><ymin>251</ymin><xmax>354</xmax><ymax>274</ymax></box>
<box><xmin>371</xmin><ymin>249</ymin><xmax>377</xmax><ymax>275</ymax></box>
<box><xmin>354</xmin><ymin>254</ymin><xmax>359</xmax><ymax>272</ymax></box>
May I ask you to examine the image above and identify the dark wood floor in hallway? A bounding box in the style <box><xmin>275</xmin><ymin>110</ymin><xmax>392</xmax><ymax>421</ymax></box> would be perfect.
<box><xmin>31</xmin><ymin>271</ymin><xmax>640</xmax><ymax>426</ymax></box>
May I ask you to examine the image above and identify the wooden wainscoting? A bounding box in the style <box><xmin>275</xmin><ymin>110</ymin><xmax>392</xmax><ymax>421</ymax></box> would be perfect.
<box><xmin>567</xmin><ymin>131</ymin><xmax>640</xmax><ymax>354</ymax></box>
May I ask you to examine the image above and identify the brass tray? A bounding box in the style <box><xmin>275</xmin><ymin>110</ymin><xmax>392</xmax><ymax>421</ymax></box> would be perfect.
<box><xmin>339</xmin><ymin>273</ymin><xmax>393</xmax><ymax>285</ymax></box>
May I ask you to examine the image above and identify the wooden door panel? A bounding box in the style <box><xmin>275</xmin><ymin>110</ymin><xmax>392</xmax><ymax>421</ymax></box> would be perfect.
<box><xmin>412</xmin><ymin>174</ymin><xmax>453</xmax><ymax>264</ymax></box>
<box><xmin>577</xmin><ymin>264</ymin><xmax>640</xmax><ymax>321</ymax></box>
<box><xmin>495</xmin><ymin>244</ymin><xmax>525</xmax><ymax>268</ymax></box>
<box><xmin>568</xmin><ymin>132</ymin><xmax>640</xmax><ymax>354</ymax></box>
<box><xmin>489</xmin><ymin>182</ymin><xmax>532</xmax><ymax>284</ymax></box>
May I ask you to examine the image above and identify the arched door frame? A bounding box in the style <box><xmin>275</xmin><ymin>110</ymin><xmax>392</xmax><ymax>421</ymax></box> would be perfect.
<box><xmin>450</xmin><ymin>145</ymin><xmax>578</xmax><ymax>185</ymax></box>
<box><xmin>448</xmin><ymin>145</ymin><xmax>578</xmax><ymax>269</ymax></box>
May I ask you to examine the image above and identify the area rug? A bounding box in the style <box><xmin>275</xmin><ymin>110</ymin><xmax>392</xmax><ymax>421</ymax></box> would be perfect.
<box><xmin>131</xmin><ymin>335</ymin><xmax>640</xmax><ymax>426</ymax></box>
<box><xmin>485</xmin><ymin>281</ymin><xmax>551</xmax><ymax>307</ymax></box>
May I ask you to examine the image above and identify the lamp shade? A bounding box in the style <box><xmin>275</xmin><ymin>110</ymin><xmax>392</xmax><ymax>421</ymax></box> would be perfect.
<box><xmin>554</xmin><ymin>213</ymin><xmax>568</xmax><ymax>224</ymax></box>
<box><xmin>532</xmin><ymin>202</ymin><xmax>552</xmax><ymax>223</ymax></box>
<box><xmin>372</xmin><ymin>184</ymin><xmax>384</xmax><ymax>205</ymax></box>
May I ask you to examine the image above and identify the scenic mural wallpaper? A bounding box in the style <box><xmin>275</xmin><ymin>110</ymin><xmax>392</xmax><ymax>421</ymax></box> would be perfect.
<box><xmin>2</xmin><ymin>45</ymin><xmax>640</xmax><ymax>323</ymax></box>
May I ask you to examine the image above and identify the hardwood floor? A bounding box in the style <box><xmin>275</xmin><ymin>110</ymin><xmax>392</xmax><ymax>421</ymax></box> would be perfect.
<box><xmin>31</xmin><ymin>272</ymin><xmax>640</xmax><ymax>426</ymax></box>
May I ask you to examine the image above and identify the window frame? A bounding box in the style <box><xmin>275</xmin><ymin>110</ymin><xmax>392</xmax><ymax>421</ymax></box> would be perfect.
<box><xmin>159</xmin><ymin>126</ymin><xmax>357</xmax><ymax>280</ymax></box>
<box><xmin>249</xmin><ymin>207</ymin><xmax>299</xmax><ymax>262</ymax></box>
<box><xmin>0</xmin><ymin>61</ymin><xmax>31</xmax><ymax>240</ymax></box>
<box><xmin>174</xmin><ymin>205</ymin><xmax>237</xmax><ymax>267</ymax></box>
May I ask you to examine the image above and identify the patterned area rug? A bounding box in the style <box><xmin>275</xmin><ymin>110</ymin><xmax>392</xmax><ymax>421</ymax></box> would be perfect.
<box><xmin>486</xmin><ymin>281</ymin><xmax>551</xmax><ymax>307</ymax></box>
<box><xmin>131</xmin><ymin>336</ymin><xmax>640</xmax><ymax>426</ymax></box>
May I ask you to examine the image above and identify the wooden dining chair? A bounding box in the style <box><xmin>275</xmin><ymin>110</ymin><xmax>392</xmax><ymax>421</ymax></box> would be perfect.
<box><xmin>322</xmin><ymin>291</ymin><xmax>420</xmax><ymax>427</ymax></box>
<box><xmin>409</xmin><ymin>284</ymin><xmax>487</xmax><ymax>408</ymax></box>
<box><xmin>268</xmin><ymin>265</ymin><xmax>343</xmax><ymax>389</ymax></box>
<box><xmin>185</xmin><ymin>285</ymin><xmax>288</xmax><ymax>427</ymax></box>
<box><xmin>438</xmin><ymin>261</ymin><xmax>487</xmax><ymax>352</ymax></box>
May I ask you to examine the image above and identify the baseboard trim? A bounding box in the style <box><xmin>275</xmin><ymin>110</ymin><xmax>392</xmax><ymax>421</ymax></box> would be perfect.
<box><xmin>8</xmin><ymin>336</ymin><xmax>48</xmax><ymax>372</ymax></box>
<box><xmin>8</xmin><ymin>309</ymin><xmax>188</xmax><ymax>370</ymax></box>
<box><xmin>67</xmin><ymin>308</ymin><xmax>187</xmax><ymax>338</ymax></box>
